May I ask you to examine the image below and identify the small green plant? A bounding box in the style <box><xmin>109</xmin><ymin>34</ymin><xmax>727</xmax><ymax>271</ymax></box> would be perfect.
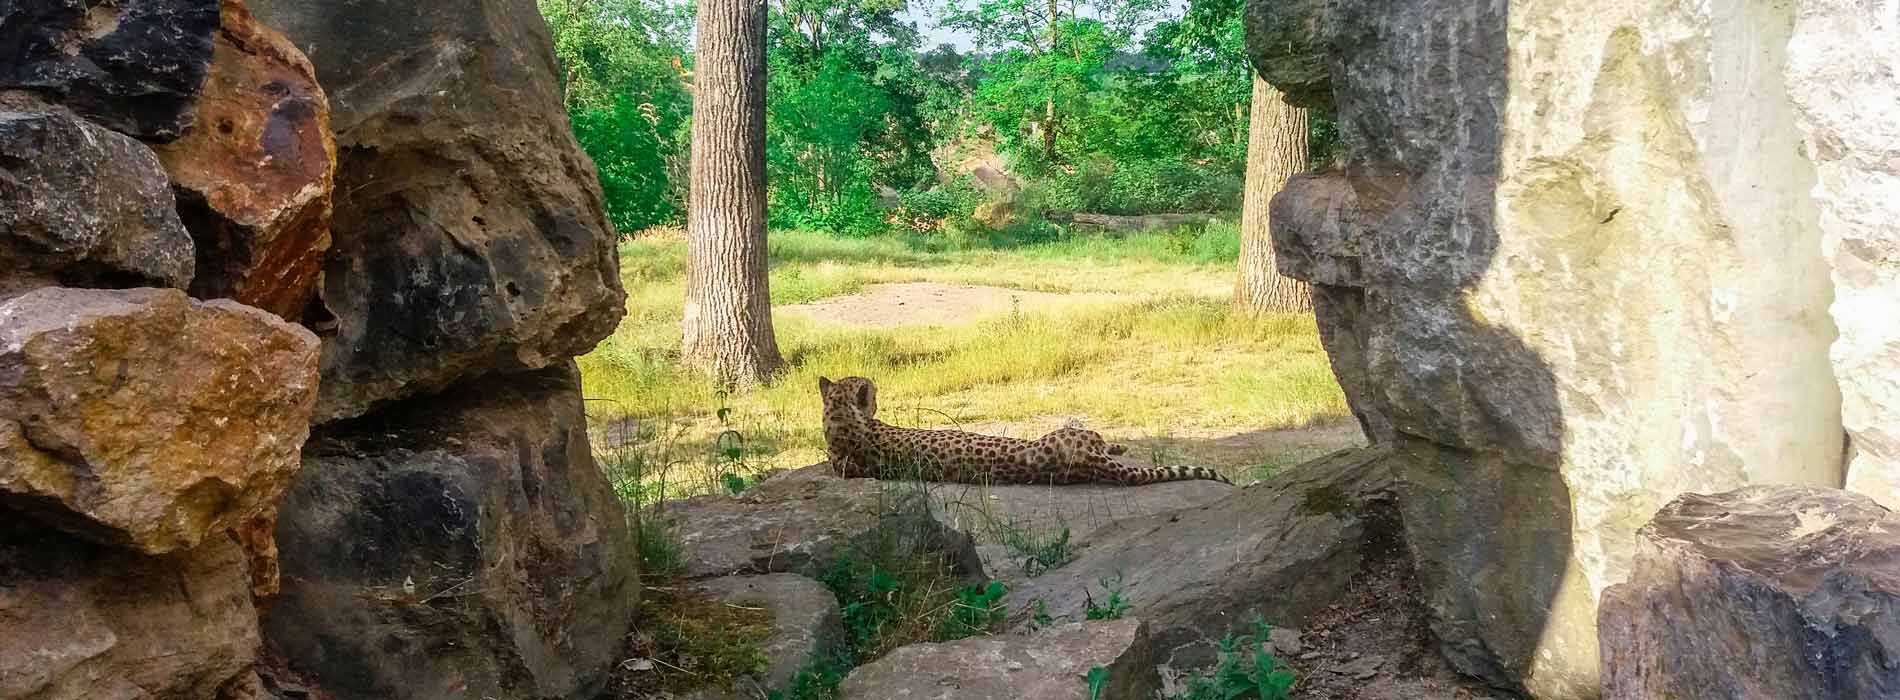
<box><xmin>939</xmin><ymin>580</ymin><xmax>1008</xmax><ymax>640</ymax></box>
<box><xmin>1030</xmin><ymin>598</ymin><xmax>1054</xmax><ymax>630</ymax></box>
<box><xmin>1086</xmin><ymin>665</ymin><xmax>1110</xmax><ymax>700</ymax></box>
<box><xmin>1084</xmin><ymin>575</ymin><xmax>1132</xmax><ymax>621</ymax></box>
<box><xmin>999</xmin><ymin>524</ymin><xmax>1074</xmax><ymax>577</ymax></box>
<box><xmin>769</xmin><ymin>643</ymin><xmax>856</xmax><ymax>700</ymax></box>
<box><xmin>1178</xmin><ymin>617</ymin><xmax>1297</xmax><ymax>700</ymax></box>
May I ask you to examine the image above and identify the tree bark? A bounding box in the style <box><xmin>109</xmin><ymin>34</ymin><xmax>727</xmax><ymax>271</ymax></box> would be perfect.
<box><xmin>1042</xmin><ymin>0</ymin><xmax>1060</xmax><ymax>162</ymax></box>
<box><xmin>1233</xmin><ymin>72</ymin><xmax>1312</xmax><ymax>316</ymax></box>
<box><xmin>683</xmin><ymin>0</ymin><xmax>781</xmax><ymax>385</ymax></box>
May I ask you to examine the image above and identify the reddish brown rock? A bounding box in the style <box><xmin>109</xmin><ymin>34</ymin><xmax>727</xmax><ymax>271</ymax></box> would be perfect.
<box><xmin>0</xmin><ymin>287</ymin><xmax>320</xmax><ymax>589</ymax></box>
<box><xmin>153</xmin><ymin>0</ymin><xmax>334</xmax><ymax>320</ymax></box>
<box><xmin>1600</xmin><ymin>487</ymin><xmax>1900</xmax><ymax>699</ymax></box>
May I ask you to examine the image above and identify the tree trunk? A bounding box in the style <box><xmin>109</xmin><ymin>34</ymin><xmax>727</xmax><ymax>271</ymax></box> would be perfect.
<box><xmin>1233</xmin><ymin>72</ymin><xmax>1312</xmax><ymax>316</ymax></box>
<box><xmin>1042</xmin><ymin>0</ymin><xmax>1060</xmax><ymax>162</ymax></box>
<box><xmin>683</xmin><ymin>0</ymin><xmax>781</xmax><ymax>385</ymax></box>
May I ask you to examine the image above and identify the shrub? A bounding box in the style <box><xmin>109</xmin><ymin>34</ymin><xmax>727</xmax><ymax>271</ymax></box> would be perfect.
<box><xmin>1179</xmin><ymin>617</ymin><xmax>1297</xmax><ymax>700</ymax></box>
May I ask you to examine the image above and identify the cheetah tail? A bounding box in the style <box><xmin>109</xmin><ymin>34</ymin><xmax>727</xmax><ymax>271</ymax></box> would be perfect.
<box><xmin>1117</xmin><ymin>465</ymin><xmax>1232</xmax><ymax>485</ymax></box>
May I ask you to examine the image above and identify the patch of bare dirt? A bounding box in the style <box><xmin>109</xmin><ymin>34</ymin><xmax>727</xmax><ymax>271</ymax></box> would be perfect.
<box><xmin>1281</xmin><ymin>507</ymin><xmax>1518</xmax><ymax>700</ymax></box>
<box><xmin>778</xmin><ymin>282</ymin><xmax>1116</xmax><ymax>328</ymax></box>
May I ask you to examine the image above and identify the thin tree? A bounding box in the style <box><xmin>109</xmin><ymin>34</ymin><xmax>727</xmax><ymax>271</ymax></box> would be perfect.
<box><xmin>1233</xmin><ymin>72</ymin><xmax>1311</xmax><ymax>315</ymax></box>
<box><xmin>683</xmin><ymin>0</ymin><xmax>782</xmax><ymax>385</ymax></box>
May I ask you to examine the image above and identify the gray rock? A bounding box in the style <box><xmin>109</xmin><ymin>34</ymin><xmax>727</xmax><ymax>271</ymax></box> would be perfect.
<box><xmin>929</xmin><ymin>472</ymin><xmax>1234</xmax><ymax>582</ymax></box>
<box><xmin>1004</xmin><ymin>449</ymin><xmax>1395</xmax><ymax>666</ymax></box>
<box><xmin>0</xmin><ymin>525</ymin><xmax>258</xmax><ymax>700</ymax></box>
<box><xmin>1247</xmin><ymin>0</ymin><xmax>1854</xmax><ymax>695</ymax></box>
<box><xmin>1266</xmin><ymin>628</ymin><xmax>1303</xmax><ymax>657</ymax></box>
<box><xmin>664</xmin><ymin>465</ymin><xmax>982</xmax><ymax>581</ymax></box>
<box><xmin>0</xmin><ymin>0</ymin><xmax>219</xmax><ymax>140</ymax></box>
<box><xmin>683</xmin><ymin>574</ymin><xmax>844</xmax><ymax>700</ymax></box>
<box><xmin>263</xmin><ymin>363</ymin><xmax>636</xmax><ymax>700</ymax></box>
<box><xmin>841</xmin><ymin>619</ymin><xmax>1158</xmax><ymax>700</ymax></box>
<box><xmin>1599</xmin><ymin>487</ymin><xmax>1900</xmax><ymax>700</ymax></box>
<box><xmin>246</xmin><ymin>0</ymin><xmax>626</xmax><ymax>422</ymax></box>
<box><xmin>0</xmin><ymin>107</ymin><xmax>194</xmax><ymax>296</ymax></box>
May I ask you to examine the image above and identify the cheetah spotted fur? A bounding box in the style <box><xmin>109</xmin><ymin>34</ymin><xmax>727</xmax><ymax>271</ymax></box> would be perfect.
<box><xmin>819</xmin><ymin>376</ymin><xmax>1232</xmax><ymax>486</ymax></box>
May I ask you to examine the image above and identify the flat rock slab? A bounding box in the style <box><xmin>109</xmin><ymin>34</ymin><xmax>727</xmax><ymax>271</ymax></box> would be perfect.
<box><xmin>683</xmin><ymin>574</ymin><xmax>843</xmax><ymax>700</ymax></box>
<box><xmin>928</xmin><ymin>474</ymin><xmax>1233</xmax><ymax>584</ymax></box>
<box><xmin>841</xmin><ymin>619</ymin><xmax>1158</xmax><ymax>700</ymax></box>
<box><xmin>1005</xmin><ymin>448</ymin><xmax>1395</xmax><ymax>666</ymax></box>
<box><xmin>664</xmin><ymin>465</ymin><xmax>981</xmax><ymax>580</ymax></box>
<box><xmin>1600</xmin><ymin>486</ymin><xmax>1900</xmax><ymax>699</ymax></box>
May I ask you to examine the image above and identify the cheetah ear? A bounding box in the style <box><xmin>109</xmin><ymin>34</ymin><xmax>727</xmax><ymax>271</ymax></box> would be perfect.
<box><xmin>854</xmin><ymin>382</ymin><xmax>873</xmax><ymax>411</ymax></box>
<box><xmin>818</xmin><ymin>376</ymin><xmax>833</xmax><ymax>392</ymax></box>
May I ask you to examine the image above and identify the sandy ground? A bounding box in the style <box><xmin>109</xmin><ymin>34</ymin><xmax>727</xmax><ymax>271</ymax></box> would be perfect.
<box><xmin>778</xmin><ymin>281</ymin><xmax>1121</xmax><ymax>328</ymax></box>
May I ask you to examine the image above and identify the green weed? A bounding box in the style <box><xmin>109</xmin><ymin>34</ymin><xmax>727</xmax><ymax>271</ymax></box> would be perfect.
<box><xmin>1084</xmin><ymin>575</ymin><xmax>1132</xmax><ymax>621</ymax></box>
<box><xmin>939</xmin><ymin>581</ymin><xmax>1008</xmax><ymax>640</ymax></box>
<box><xmin>1086</xmin><ymin>665</ymin><xmax>1110</xmax><ymax>700</ymax></box>
<box><xmin>1178</xmin><ymin>617</ymin><xmax>1297</xmax><ymax>700</ymax></box>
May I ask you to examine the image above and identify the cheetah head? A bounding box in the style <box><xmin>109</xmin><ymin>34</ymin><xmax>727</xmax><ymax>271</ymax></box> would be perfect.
<box><xmin>818</xmin><ymin>376</ymin><xmax>879</xmax><ymax>431</ymax></box>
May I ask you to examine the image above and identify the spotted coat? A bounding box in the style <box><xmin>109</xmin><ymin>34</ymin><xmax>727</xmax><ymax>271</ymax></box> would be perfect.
<box><xmin>819</xmin><ymin>376</ymin><xmax>1232</xmax><ymax>486</ymax></box>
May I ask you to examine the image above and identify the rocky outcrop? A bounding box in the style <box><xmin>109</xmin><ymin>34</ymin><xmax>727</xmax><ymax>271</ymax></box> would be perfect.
<box><xmin>1249</xmin><ymin>1</ymin><xmax>1855</xmax><ymax>695</ymax></box>
<box><xmin>1786</xmin><ymin>0</ymin><xmax>1900</xmax><ymax>511</ymax></box>
<box><xmin>246</xmin><ymin>0</ymin><xmax>626</xmax><ymax>422</ymax></box>
<box><xmin>1598</xmin><ymin>487</ymin><xmax>1900</xmax><ymax>699</ymax></box>
<box><xmin>0</xmin><ymin>0</ymin><xmax>220</xmax><ymax>141</ymax></box>
<box><xmin>0</xmin><ymin>288</ymin><xmax>318</xmax><ymax>564</ymax></box>
<box><xmin>663</xmin><ymin>465</ymin><xmax>983</xmax><ymax>581</ymax></box>
<box><xmin>841</xmin><ymin>619</ymin><xmax>1158</xmax><ymax>700</ymax></box>
<box><xmin>152</xmin><ymin>0</ymin><xmax>334</xmax><ymax>321</ymax></box>
<box><xmin>1005</xmin><ymin>449</ymin><xmax>1394</xmax><ymax>666</ymax></box>
<box><xmin>264</xmin><ymin>363</ymin><xmax>635</xmax><ymax>700</ymax></box>
<box><xmin>683</xmin><ymin>574</ymin><xmax>844</xmax><ymax>700</ymax></box>
<box><xmin>0</xmin><ymin>525</ymin><xmax>261</xmax><ymax>700</ymax></box>
<box><xmin>0</xmin><ymin>106</ymin><xmax>195</xmax><ymax>296</ymax></box>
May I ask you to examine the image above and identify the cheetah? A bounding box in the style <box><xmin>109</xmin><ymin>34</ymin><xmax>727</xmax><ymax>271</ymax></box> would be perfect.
<box><xmin>819</xmin><ymin>376</ymin><xmax>1233</xmax><ymax>486</ymax></box>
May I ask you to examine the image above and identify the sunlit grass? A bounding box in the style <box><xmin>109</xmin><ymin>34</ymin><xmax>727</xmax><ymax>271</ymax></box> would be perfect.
<box><xmin>579</xmin><ymin>225</ymin><xmax>1352</xmax><ymax>493</ymax></box>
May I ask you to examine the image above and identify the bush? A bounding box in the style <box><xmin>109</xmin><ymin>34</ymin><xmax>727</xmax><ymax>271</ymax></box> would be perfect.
<box><xmin>1041</xmin><ymin>157</ymin><xmax>1242</xmax><ymax>215</ymax></box>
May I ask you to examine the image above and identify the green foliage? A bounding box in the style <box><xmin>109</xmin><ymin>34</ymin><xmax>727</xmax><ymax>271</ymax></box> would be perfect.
<box><xmin>940</xmin><ymin>581</ymin><xmax>1008</xmax><ymax>640</ymax></box>
<box><xmin>769</xmin><ymin>643</ymin><xmax>857</xmax><ymax>700</ymax></box>
<box><xmin>540</xmin><ymin>0</ymin><xmax>692</xmax><ymax>234</ymax></box>
<box><xmin>1084</xmin><ymin>575</ymin><xmax>1132</xmax><ymax>620</ymax></box>
<box><xmin>999</xmin><ymin>525</ymin><xmax>1073</xmax><ymax>577</ymax></box>
<box><xmin>1178</xmin><ymin>617</ymin><xmax>1298</xmax><ymax>700</ymax></box>
<box><xmin>1086</xmin><ymin>665</ymin><xmax>1111</xmax><ymax>700</ymax></box>
<box><xmin>1031</xmin><ymin>599</ymin><xmax>1055</xmax><ymax>629</ymax></box>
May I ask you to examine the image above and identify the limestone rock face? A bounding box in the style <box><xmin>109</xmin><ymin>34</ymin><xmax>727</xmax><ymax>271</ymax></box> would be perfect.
<box><xmin>245</xmin><ymin>0</ymin><xmax>626</xmax><ymax>422</ymax></box>
<box><xmin>264</xmin><ymin>363</ymin><xmax>636</xmax><ymax>700</ymax></box>
<box><xmin>1004</xmin><ymin>448</ymin><xmax>1394</xmax><ymax>665</ymax></box>
<box><xmin>0</xmin><ymin>525</ymin><xmax>260</xmax><ymax>700</ymax></box>
<box><xmin>664</xmin><ymin>465</ymin><xmax>983</xmax><ymax>581</ymax></box>
<box><xmin>0</xmin><ymin>0</ymin><xmax>219</xmax><ymax>141</ymax></box>
<box><xmin>0</xmin><ymin>287</ymin><xmax>319</xmax><ymax>561</ymax></box>
<box><xmin>0</xmin><ymin>107</ymin><xmax>195</xmax><ymax>296</ymax></box>
<box><xmin>682</xmin><ymin>575</ymin><xmax>844</xmax><ymax>700</ymax></box>
<box><xmin>841</xmin><ymin>619</ymin><xmax>1158</xmax><ymax>700</ymax></box>
<box><xmin>1598</xmin><ymin>487</ymin><xmax>1900</xmax><ymax>699</ymax></box>
<box><xmin>152</xmin><ymin>0</ymin><xmax>335</xmax><ymax>321</ymax></box>
<box><xmin>1786</xmin><ymin>0</ymin><xmax>1900</xmax><ymax>511</ymax></box>
<box><xmin>1248</xmin><ymin>1</ymin><xmax>1852</xmax><ymax>695</ymax></box>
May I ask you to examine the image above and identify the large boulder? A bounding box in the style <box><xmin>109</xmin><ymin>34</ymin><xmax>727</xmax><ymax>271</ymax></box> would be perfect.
<box><xmin>0</xmin><ymin>287</ymin><xmax>318</xmax><ymax>569</ymax></box>
<box><xmin>0</xmin><ymin>524</ymin><xmax>260</xmax><ymax>700</ymax></box>
<box><xmin>663</xmin><ymin>465</ymin><xmax>983</xmax><ymax>581</ymax></box>
<box><xmin>1004</xmin><ymin>449</ymin><xmax>1394</xmax><ymax>666</ymax></box>
<box><xmin>682</xmin><ymin>574</ymin><xmax>844</xmax><ymax>700</ymax></box>
<box><xmin>151</xmin><ymin>0</ymin><xmax>335</xmax><ymax>321</ymax></box>
<box><xmin>0</xmin><ymin>106</ymin><xmax>195</xmax><ymax>296</ymax></box>
<box><xmin>1598</xmin><ymin>487</ymin><xmax>1900</xmax><ymax>699</ymax></box>
<box><xmin>263</xmin><ymin>363</ymin><xmax>636</xmax><ymax>700</ymax></box>
<box><xmin>0</xmin><ymin>0</ymin><xmax>219</xmax><ymax>141</ymax></box>
<box><xmin>1786</xmin><ymin>0</ymin><xmax>1900</xmax><ymax>511</ymax></box>
<box><xmin>841</xmin><ymin>619</ymin><xmax>1158</xmax><ymax>700</ymax></box>
<box><xmin>1249</xmin><ymin>1</ymin><xmax>1854</xmax><ymax>695</ymax></box>
<box><xmin>245</xmin><ymin>0</ymin><xmax>626</xmax><ymax>422</ymax></box>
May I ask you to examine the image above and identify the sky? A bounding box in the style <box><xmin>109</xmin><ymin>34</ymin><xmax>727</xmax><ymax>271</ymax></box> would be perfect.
<box><xmin>898</xmin><ymin>0</ymin><xmax>1191</xmax><ymax>51</ymax></box>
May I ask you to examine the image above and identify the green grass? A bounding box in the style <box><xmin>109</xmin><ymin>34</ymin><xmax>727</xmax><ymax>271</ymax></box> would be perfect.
<box><xmin>580</xmin><ymin>224</ymin><xmax>1351</xmax><ymax>494</ymax></box>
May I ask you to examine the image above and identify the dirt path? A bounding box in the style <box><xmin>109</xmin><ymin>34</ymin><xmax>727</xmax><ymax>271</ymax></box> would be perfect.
<box><xmin>778</xmin><ymin>282</ymin><xmax>1118</xmax><ymax>328</ymax></box>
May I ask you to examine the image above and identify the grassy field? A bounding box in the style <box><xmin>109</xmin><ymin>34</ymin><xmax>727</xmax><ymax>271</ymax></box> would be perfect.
<box><xmin>579</xmin><ymin>223</ymin><xmax>1355</xmax><ymax>497</ymax></box>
